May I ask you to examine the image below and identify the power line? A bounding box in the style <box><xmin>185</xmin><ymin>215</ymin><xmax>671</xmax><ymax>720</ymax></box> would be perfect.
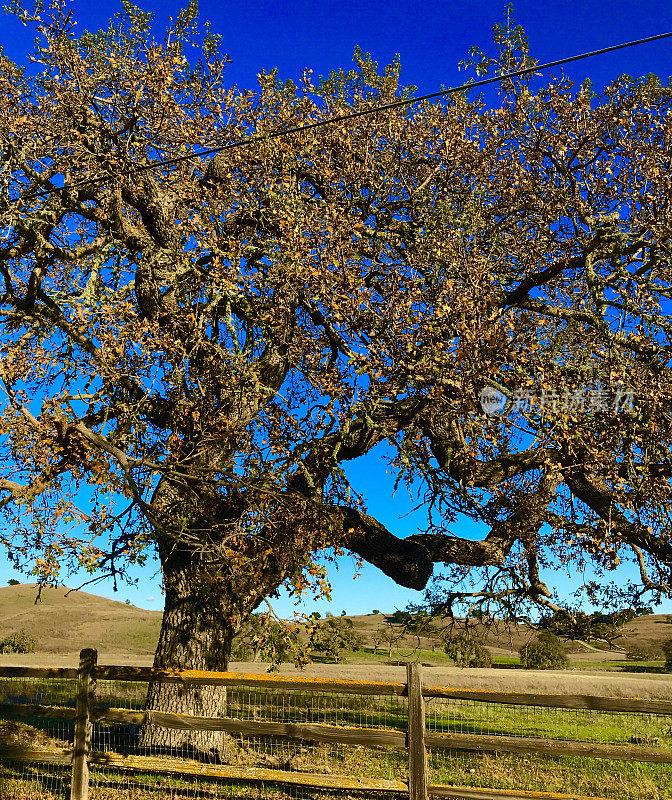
<box><xmin>28</xmin><ymin>30</ymin><xmax>672</xmax><ymax>200</ymax></box>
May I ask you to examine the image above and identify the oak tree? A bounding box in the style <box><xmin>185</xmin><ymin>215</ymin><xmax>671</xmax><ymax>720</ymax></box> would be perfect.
<box><xmin>2</xmin><ymin>2</ymin><xmax>672</xmax><ymax>753</ymax></box>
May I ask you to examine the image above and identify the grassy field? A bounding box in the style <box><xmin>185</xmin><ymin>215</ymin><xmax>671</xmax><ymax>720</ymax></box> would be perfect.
<box><xmin>3</xmin><ymin>584</ymin><xmax>672</xmax><ymax>798</ymax></box>
<box><xmin>3</xmin><ymin>583</ymin><xmax>672</xmax><ymax>664</ymax></box>
<box><xmin>3</xmin><ymin>669</ymin><xmax>672</xmax><ymax>800</ymax></box>
<box><xmin>0</xmin><ymin>584</ymin><xmax>161</xmax><ymax>656</ymax></box>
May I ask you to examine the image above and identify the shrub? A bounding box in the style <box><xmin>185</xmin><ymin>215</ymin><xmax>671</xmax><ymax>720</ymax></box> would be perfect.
<box><xmin>389</xmin><ymin>610</ymin><xmax>413</xmax><ymax>625</ymax></box>
<box><xmin>444</xmin><ymin>634</ymin><xmax>492</xmax><ymax>668</ymax></box>
<box><xmin>0</xmin><ymin>629</ymin><xmax>36</xmax><ymax>654</ymax></box>
<box><xmin>519</xmin><ymin>632</ymin><xmax>568</xmax><ymax>670</ymax></box>
<box><xmin>626</xmin><ymin>645</ymin><xmax>656</xmax><ymax>662</ymax></box>
<box><xmin>662</xmin><ymin>640</ymin><xmax>672</xmax><ymax>669</ymax></box>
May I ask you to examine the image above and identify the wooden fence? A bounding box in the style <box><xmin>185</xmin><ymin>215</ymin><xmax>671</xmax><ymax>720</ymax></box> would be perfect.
<box><xmin>1</xmin><ymin>648</ymin><xmax>672</xmax><ymax>800</ymax></box>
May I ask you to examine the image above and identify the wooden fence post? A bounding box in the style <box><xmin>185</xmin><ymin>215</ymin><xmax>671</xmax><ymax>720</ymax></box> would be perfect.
<box><xmin>406</xmin><ymin>662</ymin><xmax>428</xmax><ymax>800</ymax></box>
<box><xmin>70</xmin><ymin>648</ymin><xmax>97</xmax><ymax>800</ymax></box>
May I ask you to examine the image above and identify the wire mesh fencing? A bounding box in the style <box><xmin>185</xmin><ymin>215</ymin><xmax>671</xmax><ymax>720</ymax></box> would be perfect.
<box><xmin>87</xmin><ymin>680</ymin><xmax>410</xmax><ymax>800</ymax></box>
<box><xmin>425</xmin><ymin>695</ymin><xmax>672</xmax><ymax>743</ymax></box>
<box><xmin>425</xmin><ymin>692</ymin><xmax>672</xmax><ymax>800</ymax></box>
<box><xmin>0</xmin><ymin>674</ymin><xmax>76</xmax><ymax>799</ymax></box>
<box><xmin>3</xmin><ymin>660</ymin><xmax>672</xmax><ymax>800</ymax></box>
<box><xmin>0</xmin><ymin>670</ymin><xmax>411</xmax><ymax>799</ymax></box>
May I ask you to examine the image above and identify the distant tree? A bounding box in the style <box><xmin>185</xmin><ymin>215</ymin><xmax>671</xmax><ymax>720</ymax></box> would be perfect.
<box><xmin>341</xmin><ymin>610</ymin><xmax>347</xmax><ymax>616</ymax></box>
<box><xmin>589</xmin><ymin>622</ymin><xmax>620</xmax><ymax>649</ymax></box>
<box><xmin>661</xmin><ymin>640</ymin><xmax>672</xmax><ymax>669</ymax></box>
<box><xmin>372</xmin><ymin>610</ymin><xmax>380</xmax><ymax>616</ymax></box>
<box><xmin>390</xmin><ymin>605</ymin><xmax>444</xmax><ymax>653</ymax></box>
<box><xmin>378</xmin><ymin>621</ymin><xmax>404</xmax><ymax>658</ymax></box>
<box><xmin>7</xmin><ymin>579</ymin><xmax>19</xmax><ymax>586</ymax></box>
<box><xmin>588</xmin><ymin>609</ymin><xmax>637</xmax><ymax>649</ymax></box>
<box><xmin>384</xmin><ymin>625</ymin><xmax>400</xmax><ymax>658</ymax></box>
<box><xmin>625</xmin><ymin>644</ymin><xmax>657</xmax><ymax>662</ymax></box>
<box><xmin>519</xmin><ymin>632</ymin><xmax>568</xmax><ymax>670</ymax></box>
<box><xmin>310</xmin><ymin>617</ymin><xmax>363</xmax><ymax>662</ymax></box>
<box><xmin>539</xmin><ymin>610</ymin><xmax>592</xmax><ymax>641</ymax></box>
<box><xmin>445</xmin><ymin>634</ymin><xmax>492</xmax><ymax>668</ymax></box>
<box><xmin>539</xmin><ymin>607</ymin><xmax>637</xmax><ymax>650</ymax></box>
<box><xmin>310</xmin><ymin>611</ymin><xmax>321</xmax><ymax>620</ymax></box>
<box><xmin>371</xmin><ymin>624</ymin><xmax>384</xmax><ymax>654</ymax></box>
<box><xmin>389</xmin><ymin>611</ymin><xmax>413</xmax><ymax>626</ymax></box>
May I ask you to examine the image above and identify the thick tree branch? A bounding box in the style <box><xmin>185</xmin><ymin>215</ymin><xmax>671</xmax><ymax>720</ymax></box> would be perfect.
<box><xmin>339</xmin><ymin>468</ymin><xmax>561</xmax><ymax>593</ymax></box>
<box><xmin>341</xmin><ymin>507</ymin><xmax>433</xmax><ymax>590</ymax></box>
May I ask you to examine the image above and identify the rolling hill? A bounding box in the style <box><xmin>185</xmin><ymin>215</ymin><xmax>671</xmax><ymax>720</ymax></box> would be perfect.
<box><xmin>0</xmin><ymin>583</ymin><xmax>161</xmax><ymax>654</ymax></box>
<box><xmin>1</xmin><ymin>583</ymin><xmax>672</xmax><ymax>659</ymax></box>
<box><xmin>341</xmin><ymin>611</ymin><xmax>672</xmax><ymax>659</ymax></box>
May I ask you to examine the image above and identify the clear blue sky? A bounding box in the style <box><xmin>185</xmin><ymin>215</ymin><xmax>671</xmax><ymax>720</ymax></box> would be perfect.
<box><xmin>1</xmin><ymin>0</ymin><xmax>671</xmax><ymax>92</ymax></box>
<box><xmin>1</xmin><ymin>0</ymin><xmax>672</xmax><ymax>615</ymax></box>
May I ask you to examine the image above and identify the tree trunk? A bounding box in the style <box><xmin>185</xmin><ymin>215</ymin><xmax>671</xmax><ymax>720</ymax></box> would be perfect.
<box><xmin>139</xmin><ymin>547</ymin><xmax>237</xmax><ymax>760</ymax></box>
<box><xmin>137</xmin><ymin>470</ymin><xmax>289</xmax><ymax>760</ymax></box>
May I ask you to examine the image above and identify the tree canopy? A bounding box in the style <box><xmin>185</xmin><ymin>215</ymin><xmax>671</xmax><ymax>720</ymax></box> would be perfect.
<box><xmin>1</xmin><ymin>2</ymin><xmax>672</xmax><ymax>684</ymax></box>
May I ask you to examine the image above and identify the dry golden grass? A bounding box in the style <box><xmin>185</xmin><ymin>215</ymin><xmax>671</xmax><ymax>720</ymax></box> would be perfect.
<box><xmin>2</xmin><ymin>583</ymin><xmax>671</xmax><ymax>663</ymax></box>
<box><xmin>0</xmin><ymin>720</ymin><xmax>65</xmax><ymax>750</ymax></box>
<box><xmin>227</xmin><ymin>660</ymin><xmax>672</xmax><ymax>699</ymax></box>
<box><xmin>345</xmin><ymin>611</ymin><xmax>672</xmax><ymax>657</ymax></box>
<box><xmin>0</xmin><ymin>584</ymin><xmax>161</xmax><ymax>655</ymax></box>
<box><xmin>1</xmin><ymin>652</ymin><xmax>670</xmax><ymax>699</ymax></box>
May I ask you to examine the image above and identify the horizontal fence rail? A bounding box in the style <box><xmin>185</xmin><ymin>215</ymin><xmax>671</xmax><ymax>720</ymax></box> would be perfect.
<box><xmin>4</xmin><ymin>663</ymin><xmax>672</xmax><ymax>715</ymax></box>
<box><xmin>95</xmin><ymin>664</ymin><xmax>409</xmax><ymax>695</ymax></box>
<box><xmin>0</xmin><ymin>651</ymin><xmax>669</xmax><ymax>800</ymax></box>
<box><xmin>423</xmin><ymin>685</ymin><xmax>672</xmax><ymax>715</ymax></box>
<box><xmin>5</xmin><ymin>701</ymin><xmax>671</xmax><ymax>765</ymax></box>
<box><xmin>0</xmin><ymin>666</ymin><xmax>79</xmax><ymax>679</ymax></box>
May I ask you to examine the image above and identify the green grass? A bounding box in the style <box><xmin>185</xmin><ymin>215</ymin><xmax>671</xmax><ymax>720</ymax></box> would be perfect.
<box><xmin>3</xmin><ymin>674</ymin><xmax>672</xmax><ymax>799</ymax></box>
<box><xmin>0</xmin><ymin>678</ymin><xmax>76</xmax><ymax>707</ymax></box>
<box><xmin>491</xmin><ymin>655</ymin><xmax>520</xmax><ymax>666</ymax></box>
<box><xmin>429</xmin><ymin>751</ymin><xmax>672</xmax><ymax>799</ymax></box>
<box><xmin>427</xmin><ymin>700</ymin><xmax>672</xmax><ymax>743</ymax></box>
